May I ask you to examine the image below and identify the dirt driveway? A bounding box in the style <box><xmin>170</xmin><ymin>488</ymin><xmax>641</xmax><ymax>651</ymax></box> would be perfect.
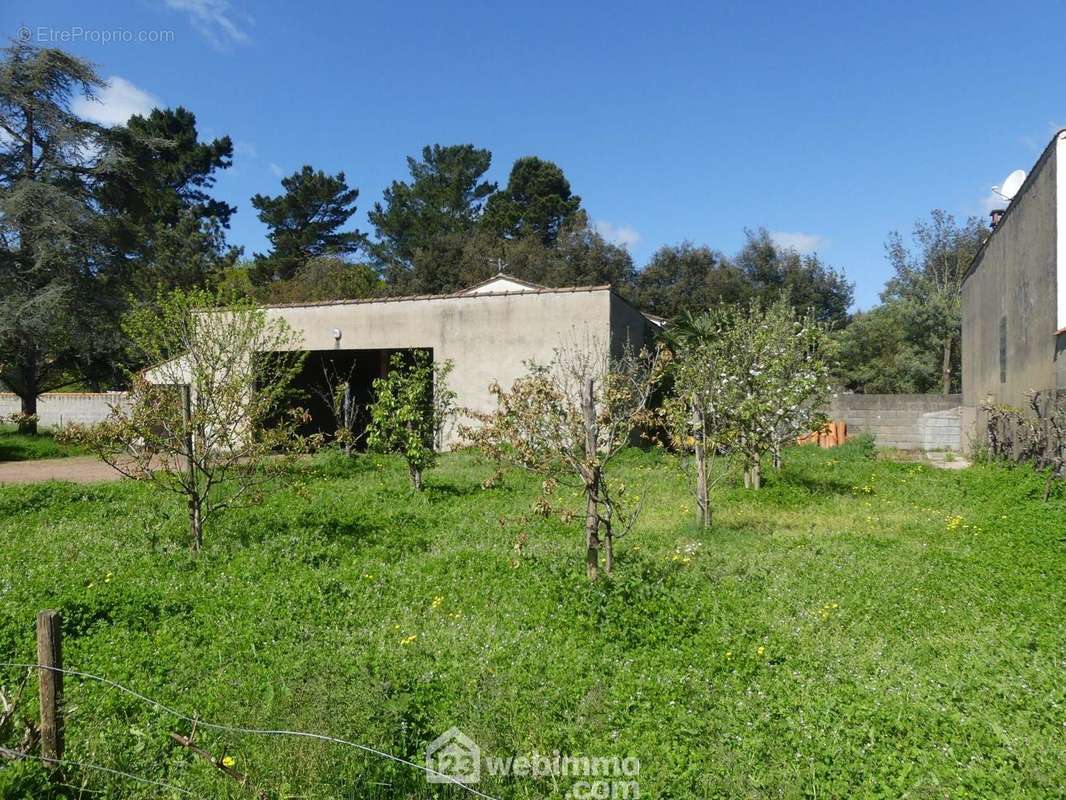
<box><xmin>0</xmin><ymin>456</ymin><xmax>124</xmax><ymax>485</ymax></box>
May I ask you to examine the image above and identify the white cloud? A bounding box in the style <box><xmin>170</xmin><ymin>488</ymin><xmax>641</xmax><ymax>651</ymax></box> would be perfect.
<box><xmin>268</xmin><ymin>162</ymin><xmax>285</xmax><ymax>178</ymax></box>
<box><xmin>72</xmin><ymin>76</ymin><xmax>159</xmax><ymax>126</ymax></box>
<box><xmin>593</xmin><ymin>220</ymin><xmax>641</xmax><ymax>249</ymax></box>
<box><xmin>769</xmin><ymin>231</ymin><xmax>824</xmax><ymax>254</ymax></box>
<box><xmin>165</xmin><ymin>0</ymin><xmax>251</xmax><ymax>48</ymax></box>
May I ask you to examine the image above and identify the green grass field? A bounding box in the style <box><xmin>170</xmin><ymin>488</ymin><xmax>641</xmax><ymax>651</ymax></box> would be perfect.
<box><xmin>0</xmin><ymin>427</ymin><xmax>86</xmax><ymax>462</ymax></box>
<box><xmin>0</xmin><ymin>443</ymin><xmax>1063</xmax><ymax>799</ymax></box>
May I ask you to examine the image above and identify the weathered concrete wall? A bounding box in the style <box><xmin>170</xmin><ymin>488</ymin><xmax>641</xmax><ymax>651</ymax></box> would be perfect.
<box><xmin>0</xmin><ymin>392</ymin><xmax>127</xmax><ymax>429</ymax></box>
<box><xmin>961</xmin><ymin>132</ymin><xmax>1062</xmax><ymax>422</ymax></box>
<box><xmin>830</xmin><ymin>393</ymin><xmax>962</xmax><ymax>451</ymax></box>
<box><xmin>263</xmin><ymin>287</ymin><xmax>647</xmax><ymax>445</ymax></box>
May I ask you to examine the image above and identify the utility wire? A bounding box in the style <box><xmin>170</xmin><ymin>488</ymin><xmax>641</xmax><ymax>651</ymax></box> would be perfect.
<box><xmin>1</xmin><ymin>662</ymin><xmax>500</xmax><ymax>800</ymax></box>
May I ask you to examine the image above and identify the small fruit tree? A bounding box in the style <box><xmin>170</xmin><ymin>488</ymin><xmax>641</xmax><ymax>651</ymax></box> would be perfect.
<box><xmin>65</xmin><ymin>288</ymin><xmax>306</xmax><ymax>550</ymax></box>
<box><xmin>366</xmin><ymin>350</ymin><xmax>456</xmax><ymax>490</ymax></box>
<box><xmin>464</xmin><ymin>335</ymin><xmax>665</xmax><ymax>580</ymax></box>
<box><xmin>667</xmin><ymin>298</ymin><xmax>834</xmax><ymax>501</ymax></box>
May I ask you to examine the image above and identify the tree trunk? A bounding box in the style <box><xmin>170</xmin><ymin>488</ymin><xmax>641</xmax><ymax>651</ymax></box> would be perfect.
<box><xmin>582</xmin><ymin>377</ymin><xmax>600</xmax><ymax>581</ymax></box>
<box><xmin>942</xmin><ymin>335</ymin><xmax>952</xmax><ymax>395</ymax></box>
<box><xmin>181</xmin><ymin>385</ymin><xmax>202</xmax><ymax>551</ymax></box>
<box><xmin>584</xmin><ymin>476</ymin><xmax>600</xmax><ymax>580</ymax></box>
<box><xmin>19</xmin><ymin>391</ymin><xmax>38</xmax><ymax>435</ymax></box>
<box><xmin>188</xmin><ymin>493</ymin><xmax>203</xmax><ymax>552</ymax></box>
<box><xmin>695</xmin><ymin>430</ymin><xmax>710</xmax><ymax>528</ymax></box>
<box><xmin>410</xmin><ymin>465</ymin><xmax>424</xmax><ymax>491</ymax></box>
<box><xmin>772</xmin><ymin>440</ymin><xmax>782</xmax><ymax>470</ymax></box>
<box><xmin>603</xmin><ymin>527</ymin><xmax>614</xmax><ymax>575</ymax></box>
<box><xmin>751</xmin><ymin>454</ymin><xmax>762</xmax><ymax>490</ymax></box>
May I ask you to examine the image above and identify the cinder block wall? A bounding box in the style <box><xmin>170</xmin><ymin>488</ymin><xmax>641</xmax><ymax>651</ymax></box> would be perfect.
<box><xmin>0</xmin><ymin>392</ymin><xmax>128</xmax><ymax>429</ymax></box>
<box><xmin>830</xmin><ymin>393</ymin><xmax>963</xmax><ymax>451</ymax></box>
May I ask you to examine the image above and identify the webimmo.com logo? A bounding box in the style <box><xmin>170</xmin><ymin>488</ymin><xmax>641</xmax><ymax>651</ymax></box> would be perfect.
<box><xmin>425</xmin><ymin>728</ymin><xmax>640</xmax><ymax>797</ymax></box>
<box><xmin>425</xmin><ymin>727</ymin><xmax>481</xmax><ymax>784</ymax></box>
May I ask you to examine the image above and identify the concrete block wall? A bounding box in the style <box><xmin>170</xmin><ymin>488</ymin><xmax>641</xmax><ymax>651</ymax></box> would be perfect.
<box><xmin>830</xmin><ymin>393</ymin><xmax>963</xmax><ymax>451</ymax></box>
<box><xmin>0</xmin><ymin>392</ymin><xmax>128</xmax><ymax>429</ymax></box>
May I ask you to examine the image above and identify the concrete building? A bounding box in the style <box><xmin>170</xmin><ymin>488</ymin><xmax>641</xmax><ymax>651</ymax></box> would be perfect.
<box><xmin>960</xmin><ymin>129</ymin><xmax>1066</xmax><ymax>447</ymax></box>
<box><xmin>257</xmin><ymin>275</ymin><xmax>656</xmax><ymax>446</ymax></box>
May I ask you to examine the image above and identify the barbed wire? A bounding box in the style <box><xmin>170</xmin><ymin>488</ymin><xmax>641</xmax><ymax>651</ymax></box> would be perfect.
<box><xmin>1</xmin><ymin>662</ymin><xmax>500</xmax><ymax>800</ymax></box>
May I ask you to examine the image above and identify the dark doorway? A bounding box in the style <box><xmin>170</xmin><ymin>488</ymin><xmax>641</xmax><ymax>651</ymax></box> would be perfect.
<box><xmin>285</xmin><ymin>348</ymin><xmax>424</xmax><ymax>448</ymax></box>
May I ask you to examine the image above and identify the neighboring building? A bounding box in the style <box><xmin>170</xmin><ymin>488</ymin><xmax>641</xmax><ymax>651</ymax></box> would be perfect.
<box><xmin>960</xmin><ymin>129</ymin><xmax>1066</xmax><ymax>448</ymax></box>
<box><xmin>258</xmin><ymin>275</ymin><xmax>656</xmax><ymax>446</ymax></box>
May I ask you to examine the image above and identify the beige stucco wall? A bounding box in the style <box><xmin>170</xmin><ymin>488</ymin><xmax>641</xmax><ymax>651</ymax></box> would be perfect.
<box><xmin>263</xmin><ymin>288</ymin><xmax>646</xmax><ymax>445</ymax></box>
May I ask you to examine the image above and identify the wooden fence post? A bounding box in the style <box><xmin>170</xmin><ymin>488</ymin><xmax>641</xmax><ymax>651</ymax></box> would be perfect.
<box><xmin>36</xmin><ymin>610</ymin><xmax>63</xmax><ymax>764</ymax></box>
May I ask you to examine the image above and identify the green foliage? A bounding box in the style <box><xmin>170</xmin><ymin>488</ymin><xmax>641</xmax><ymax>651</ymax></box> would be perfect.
<box><xmin>0</xmin><ymin>43</ymin><xmax>111</xmax><ymax>429</ymax></box>
<box><xmin>224</xmin><ymin>256</ymin><xmax>383</xmax><ymax>305</ymax></box>
<box><xmin>482</xmin><ymin>156</ymin><xmax>582</xmax><ymax>245</ymax></box>
<box><xmin>0</xmin><ymin>447</ymin><xmax>1063</xmax><ymax>798</ymax></box>
<box><xmin>633</xmin><ymin>242</ymin><xmax>748</xmax><ymax>319</ymax></box>
<box><xmin>839</xmin><ymin>209</ymin><xmax>985</xmax><ymax>394</ymax></box>
<box><xmin>0</xmin><ymin>425</ymin><xmax>86</xmax><ymax>461</ymax></box>
<box><xmin>835</xmin><ymin>301</ymin><xmax>944</xmax><ymax>393</ymax></box>
<box><xmin>251</xmin><ymin>165</ymin><xmax>365</xmax><ymax>284</ymax></box>
<box><xmin>366</xmin><ymin>351</ymin><xmax>455</xmax><ymax>489</ymax></box>
<box><xmin>733</xmin><ymin>228</ymin><xmax>854</xmax><ymax>327</ymax></box>
<box><xmin>62</xmin><ymin>287</ymin><xmax>307</xmax><ymax>549</ymax></box>
<box><xmin>98</xmin><ymin>106</ymin><xmax>238</xmax><ymax>296</ymax></box>
<box><xmin>667</xmin><ymin>297</ymin><xmax>835</xmax><ymax>489</ymax></box>
<box><xmin>369</xmin><ymin>144</ymin><xmax>496</xmax><ymax>293</ymax></box>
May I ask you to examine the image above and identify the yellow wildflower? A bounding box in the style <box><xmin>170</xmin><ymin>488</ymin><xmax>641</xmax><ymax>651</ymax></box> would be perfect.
<box><xmin>221</xmin><ymin>756</ymin><xmax>235</xmax><ymax>768</ymax></box>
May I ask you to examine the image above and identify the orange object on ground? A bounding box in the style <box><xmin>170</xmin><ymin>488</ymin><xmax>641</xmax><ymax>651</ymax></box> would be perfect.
<box><xmin>797</xmin><ymin>420</ymin><xmax>847</xmax><ymax>448</ymax></box>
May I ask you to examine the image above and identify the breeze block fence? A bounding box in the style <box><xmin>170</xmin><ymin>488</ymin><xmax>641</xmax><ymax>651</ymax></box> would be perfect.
<box><xmin>0</xmin><ymin>392</ymin><xmax>129</xmax><ymax>429</ymax></box>
<box><xmin>829</xmin><ymin>393</ymin><xmax>963</xmax><ymax>452</ymax></box>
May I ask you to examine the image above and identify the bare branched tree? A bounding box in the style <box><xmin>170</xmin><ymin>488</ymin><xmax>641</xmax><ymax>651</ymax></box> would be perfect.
<box><xmin>62</xmin><ymin>289</ymin><xmax>307</xmax><ymax>550</ymax></box>
<box><xmin>310</xmin><ymin>359</ymin><xmax>366</xmax><ymax>456</ymax></box>
<box><xmin>464</xmin><ymin>332</ymin><xmax>666</xmax><ymax>579</ymax></box>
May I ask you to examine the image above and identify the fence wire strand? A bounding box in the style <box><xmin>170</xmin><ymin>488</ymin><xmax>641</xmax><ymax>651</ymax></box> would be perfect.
<box><xmin>0</xmin><ymin>745</ymin><xmax>200</xmax><ymax>797</ymax></box>
<box><xmin>1</xmin><ymin>662</ymin><xmax>499</xmax><ymax>800</ymax></box>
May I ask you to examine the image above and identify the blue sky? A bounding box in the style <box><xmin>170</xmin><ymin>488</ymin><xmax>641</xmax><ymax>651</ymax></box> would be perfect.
<box><xmin>4</xmin><ymin>1</ymin><xmax>1064</xmax><ymax>308</ymax></box>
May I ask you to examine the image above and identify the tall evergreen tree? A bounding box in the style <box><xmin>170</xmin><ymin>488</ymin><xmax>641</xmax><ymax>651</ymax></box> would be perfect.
<box><xmin>483</xmin><ymin>156</ymin><xmax>581</xmax><ymax>245</ymax></box>
<box><xmin>369</xmin><ymin>144</ymin><xmax>495</xmax><ymax>293</ymax></box>
<box><xmin>98</xmin><ymin>106</ymin><xmax>238</xmax><ymax>293</ymax></box>
<box><xmin>251</xmin><ymin>165</ymin><xmax>363</xmax><ymax>284</ymax></box>
<box><xmin>0</xmin><ymin>43</ymin><xmax>112</xmax><ymax>432</ymax></box>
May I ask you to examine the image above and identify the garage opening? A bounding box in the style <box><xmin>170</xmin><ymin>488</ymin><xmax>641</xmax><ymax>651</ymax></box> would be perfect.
<box><xmin>281</xmin><ymin>348</ymin><xmax>428</xmax><ymax>448</ymax></box>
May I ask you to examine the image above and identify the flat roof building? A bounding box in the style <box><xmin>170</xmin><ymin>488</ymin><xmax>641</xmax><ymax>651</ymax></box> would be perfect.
<box><xmin>258</xmin><ymin>275</ymin><xmax>656</xmax><ymax>446</ymax></box>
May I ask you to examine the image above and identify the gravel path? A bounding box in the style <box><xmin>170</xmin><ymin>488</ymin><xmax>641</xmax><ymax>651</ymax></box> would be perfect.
<box><xmin>0</xmin><ymin>456</ymin><xmax>124</xmax><ymax>485</ymax></box>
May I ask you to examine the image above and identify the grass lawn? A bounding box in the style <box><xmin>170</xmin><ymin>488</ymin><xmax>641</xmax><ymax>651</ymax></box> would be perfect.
<box><xmin>0</xmin><ymin>442</ymin><xmax>1063</xmax><ymax>799</ymax></box>
<box><xmin>0</xmin><ymin>426</ymin><xmax>86</xmax><ymax>462</ymax></box>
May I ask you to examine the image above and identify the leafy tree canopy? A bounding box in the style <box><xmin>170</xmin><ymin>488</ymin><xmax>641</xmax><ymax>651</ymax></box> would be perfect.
<box><xmin>482</xmin><ymin>156</ymin><xmax>581</xmax><ymax>245</ymax></box>
<box><xmin>633</xmin><ymin>242</ymin><xmax>749</xmax><ymax>318</ymax></box>
<box><xmin>369</xmin><ymin>144</ymin><xmax>495</xmax><ymax>292</ymax></box>
<box><xmin>0</xmin><ymin>42</ymin><xmax>113</xmax><ymax>428</ymax></box>
<box><xmin>733</xmin><ymin>228</ymin><xmax>853</xmax><ymax>328</ymax></box>
<box><xmin>251</xmin><ymin>165</ymin><xmax>364</xmax><ymax>284</ymax></box>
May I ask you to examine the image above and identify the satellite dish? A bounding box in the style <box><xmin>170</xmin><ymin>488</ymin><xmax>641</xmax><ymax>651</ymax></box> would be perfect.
<box><xmin>992</xmin><ymin>169</ymin><xmax>1026</xmax><ymax>201</ymax></box>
